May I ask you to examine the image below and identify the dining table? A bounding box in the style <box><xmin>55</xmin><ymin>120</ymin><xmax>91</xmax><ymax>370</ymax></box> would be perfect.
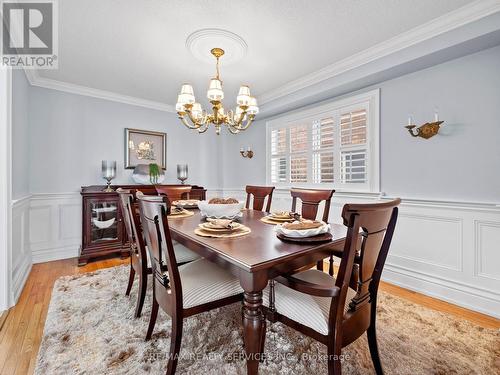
<box><xmin>168</xmin><ymin>208</ymin><xmax>348</xmax><ymax>375</ymax></box>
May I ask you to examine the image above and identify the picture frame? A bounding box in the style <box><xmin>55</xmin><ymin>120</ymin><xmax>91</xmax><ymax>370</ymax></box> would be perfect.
<box><xmin>124</xmin><ymin>128</ymin><xmax>167</xmax><ymax>169</ymax></box>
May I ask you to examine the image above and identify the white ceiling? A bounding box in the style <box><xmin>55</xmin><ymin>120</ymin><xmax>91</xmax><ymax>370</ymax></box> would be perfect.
<box><xmin>37</xmin><ymin>0</ymin><xmax>475</xmax><ymax>109</ymax></box>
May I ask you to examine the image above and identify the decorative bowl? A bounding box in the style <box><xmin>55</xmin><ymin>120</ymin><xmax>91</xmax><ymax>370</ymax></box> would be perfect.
<box><xmin>93</xmin><ymin>217</ymin><xmax>116</xmax><ymax>229</ymax></box>
<box><xmin>197</xmin><ymin>200</ymin><xmax>244</xmax><ymax>219</ymax></box>
<box><xmin>275</xmin><ymin>221</ymin><xmax>330</xmax><ymax>238</ymax></box>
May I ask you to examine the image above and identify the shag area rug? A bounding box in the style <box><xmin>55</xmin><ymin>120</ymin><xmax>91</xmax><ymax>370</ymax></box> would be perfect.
<box><xmin>35</xmin><ymin>266</ymin><xmax>499</xmax><ymax>374</ymax></box>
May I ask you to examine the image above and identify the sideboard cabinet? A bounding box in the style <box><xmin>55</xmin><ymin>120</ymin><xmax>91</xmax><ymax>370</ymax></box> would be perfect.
<box><xmin>79</xmin><ymin>184</ymin><xmax>206</xmax><ymax>265</ymax></box>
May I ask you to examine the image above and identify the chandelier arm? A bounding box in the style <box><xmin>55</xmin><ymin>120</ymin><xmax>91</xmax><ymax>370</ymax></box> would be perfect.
<box><xmin>234</xmin><ymin>110</ymin><xmax>248</xmax><ymax>127</ymax></box>
<box><xmin>179</xmin><ymin>114</ymin><xmax>201</xmax><ymax>130</ymax></box>
<box><xmin>227</xmin><ymin>124</ymin><xmax>240</xmax><ymax>134</ymax></box>
<box><xmin>198</xmin><ymin>123</ymin><xmax>210</xmax><ymax>133</ymax></box>
<box><xmin>234</xmin><ymin>115</ymin><xmax>255</xmax><ymax>131</ymax></box>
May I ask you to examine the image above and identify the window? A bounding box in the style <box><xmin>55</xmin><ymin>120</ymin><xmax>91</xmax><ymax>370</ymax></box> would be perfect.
<box><xmin>267</xmin><ymin>90</ymin><xmax>379</xmax><ymax>192</ymax></box>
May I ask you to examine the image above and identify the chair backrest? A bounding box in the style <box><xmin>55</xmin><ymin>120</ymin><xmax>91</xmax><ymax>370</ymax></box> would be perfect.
<box><xmin>155</xmin><ymin>186</ymin><xmax>192</xmax><ymax>205</ymax></box>
<box><xmin>333</xmin><ymin>199</ymin><xmax>400</xmax><ymax>330</ymax></box>
<box><xmin>290</xmin><ymin>188</ymin><xmax>335</xmax><ymax>222</ymax></box>
<box><xmin>245</xmin><ymin>185</ymin><xmax>275</xmax><ymax>212</ymax></box>
<box><xmin>116</xmin><ymin>188</ymin><xmax>135</xmax><ymax>245</ymax></box>
<box><xmin>137</xmin><ymin>195</ymin><xmax>182</xmax><ymax>312</ymax></box>
<box><xmin>117</xmin><ymin>188</ymin><xmax>149</xmax><ymax>267</ymax></box>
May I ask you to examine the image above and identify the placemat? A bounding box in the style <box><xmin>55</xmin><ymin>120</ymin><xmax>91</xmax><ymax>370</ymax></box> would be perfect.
<box><xmin>168</xmin><ymin>210</ymin><xmax>194</xmax><ymax>219</ymax></box>
<box><xmin>194</xmin><ymin>226</ymin><xmax>251</xmax><ymax>238</ymax></box>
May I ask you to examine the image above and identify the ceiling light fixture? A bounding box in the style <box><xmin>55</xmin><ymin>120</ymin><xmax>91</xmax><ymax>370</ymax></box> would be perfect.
<box><xmin>176</xmin><ymin>48</ymin><xmax>258</xmax><ymax>135</ymax></box>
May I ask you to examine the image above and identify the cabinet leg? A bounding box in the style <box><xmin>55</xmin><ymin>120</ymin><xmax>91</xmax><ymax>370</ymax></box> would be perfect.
<box><xmin>78</xmin><ymin>258</ymin><xmax>88</xmax><ymax>267</ymax></box>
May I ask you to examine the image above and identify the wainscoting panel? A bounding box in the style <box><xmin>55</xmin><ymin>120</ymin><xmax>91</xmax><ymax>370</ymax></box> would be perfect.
<box><xmin>30</xmin><ymin>193</ymin><xmax>82</xmax><ymax>263</ymax></box>
<box><xmin>11</xmin><ymin>196</ymin><xmax>32</xmax><ymax>302</ymax></box>
<box><xmin>474</xmin><ymin>220</ymin><xmax>500</xmax><ymax>281</ymax></box>
<box><xmin>215</xmin><ymin>188</ymin><xmax>500</xmax><ymax>318</ymax></box>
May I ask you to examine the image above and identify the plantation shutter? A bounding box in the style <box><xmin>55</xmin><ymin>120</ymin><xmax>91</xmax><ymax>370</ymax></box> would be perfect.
<box><xmin>289</xmin><ymin>124</ymin><xmax>308</xmax><ymax>182</ymax></box>
<box><xmin>270</xmin><ymin>128</ymin><xmax>287</xmax><ymax>183</ymax></box>
<box><xmin>312</xmin><ymin>117</ymin><xmax>335</xmax><ymax>183</ymax></box>
<box><xmin>340</xmin><ymin>109</ymin><xmax>367</xmax><ymax>184</ymax></box>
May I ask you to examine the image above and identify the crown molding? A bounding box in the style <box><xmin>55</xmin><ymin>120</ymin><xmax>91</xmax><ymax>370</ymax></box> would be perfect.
<box><xmin>23</xmin><ymin>69</ymin><xmax>175</xmax><ymax>113</ymax></box>
<box><xmin>258</xmin><ymin>0</ymin><xmax>500</xmax><ymax>104</ymax></box>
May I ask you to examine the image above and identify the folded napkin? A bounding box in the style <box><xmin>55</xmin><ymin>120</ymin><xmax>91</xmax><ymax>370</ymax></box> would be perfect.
<box><xmin>271</xmin><ymin>210</ymin><xmax>292</xmax><ymax>218</ymax></box>
<box><xmin>282</xmin><ymin>220</ymin><xmax>323</xmax><ymax>230</ymax></box>
<box><xmin>170</xmin><ymin>207</ymin><xmax>185</xmax><ymax>215</ymax></box>
<box><xmin>206</xmin><ymin>218</ymin><xmax>235</xmax><ymax>229</ymax></box>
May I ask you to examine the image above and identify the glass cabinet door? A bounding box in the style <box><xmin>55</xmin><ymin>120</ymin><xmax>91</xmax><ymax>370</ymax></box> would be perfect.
<box><xmin>89</xmin><ymin>199</ymin><xmax>120</xmax><ymax>245</ymax></box>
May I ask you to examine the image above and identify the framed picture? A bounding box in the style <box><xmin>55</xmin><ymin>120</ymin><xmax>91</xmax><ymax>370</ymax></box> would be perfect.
<box><xmin>124</xmin><ymin>128</ymin><xmax>167</xmax><ymax>169</ymax></box>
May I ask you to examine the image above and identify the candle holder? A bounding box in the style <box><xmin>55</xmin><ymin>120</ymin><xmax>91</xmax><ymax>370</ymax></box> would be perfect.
<box><xmin>240</xmin><ymin>147</ymin><xmax>254</xmax><ymax>158</ymax></box>
<box><xmin>405</xmin><ymin>122</ymin><xmax>443</xmax><ymax>139</ymax></box>
<box><xmin>405</xmin><ymin>112</ymin><xmax>443</xmax><ymax>139</ymax></box>
<box><xmin>102</xmin><ymin>160</ymin><xmax>116</xmax><ymax>192</ymax></box>
<box><xmin>177</xmin><ymin>164</ymin><xmax>188</xmax><ymax>184</ymax></box>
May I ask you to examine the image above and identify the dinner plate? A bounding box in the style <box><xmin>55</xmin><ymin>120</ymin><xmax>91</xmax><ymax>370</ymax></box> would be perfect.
<box><xmin>277</xmin><ymin>232</ymin><xmax>332</xmax><ymax>243</ymax></box>
<box><xmin>201</xmin><ymin>222</ymin><xmax>242</xmax><ymax>231</ymax></box>
<box><xmin>198</xmin><ymin>224</ymin><xmax>242</xmax><ymax>234</ymax></box>
<box><xmin>266</xmin><ymin>215</ymin><xmax>294</xmax><ymax>222</ymax></box>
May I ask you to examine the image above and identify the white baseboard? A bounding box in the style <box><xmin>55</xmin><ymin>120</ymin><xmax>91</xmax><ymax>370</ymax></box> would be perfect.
<box><xmin>12</xmin><ymin>255</ymin><xmax>31</xmax><ymax>303</ymax></box>
<box><xmin>32</xmin><ymin>245</ymin><xmax>80</xmax><ymax>264</ymax></box>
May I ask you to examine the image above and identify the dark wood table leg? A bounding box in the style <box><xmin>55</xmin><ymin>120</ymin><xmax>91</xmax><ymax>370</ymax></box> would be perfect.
<box><xmin>243</xmin><ymin>291</ymin><xmax>265</xmax><ymax>374</ymax></box>
<box><xmin>240</xmin><ymin>270</ymin><xmax>268</xmax><ymax>375</ymax></box>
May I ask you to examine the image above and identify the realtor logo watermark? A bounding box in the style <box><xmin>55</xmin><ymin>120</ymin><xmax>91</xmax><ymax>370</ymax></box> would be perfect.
<box><xmin>1</xmin><ymin>0</ymin><xmax>58</xmax><ymax>68</ymax></box>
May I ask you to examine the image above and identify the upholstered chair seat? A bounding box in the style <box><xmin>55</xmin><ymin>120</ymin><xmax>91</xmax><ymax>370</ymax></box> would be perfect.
<box><xmin>263</xmin><ymin>269</ymin><xmax>357</xmax><ymax>335</ymax></box>
<box><xmin>173</xmin><ymin>259</ymin><xmax>243</xmax><ymax>309</ymax></box>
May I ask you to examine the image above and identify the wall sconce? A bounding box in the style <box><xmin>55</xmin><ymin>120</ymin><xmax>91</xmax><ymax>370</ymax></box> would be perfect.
<box><xmin>405</xmin><ymin>111</ymin><xmax>444</xmax><ymax>139</ymax></box>
<box><xmin>240</xmin><ymin>147</ymin><xmax>254</xmax><ymax>158</ymax></box>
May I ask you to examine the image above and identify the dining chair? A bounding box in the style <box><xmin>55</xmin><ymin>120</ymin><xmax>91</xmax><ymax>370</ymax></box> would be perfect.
<box><xmin>117</xmin><ymin>188</ymin><xmax>150</xmax><ymax>318</ymax></box>
<box><xmin>137</xmin><ymin>195</ymin><xmax>244</xmax><ymax>374</ymax></box>
<box><xmin>291</xmin><ymin>188</ymin><xmax>335</xmax><ymax>274</ymax></box>
<box><xmin>264</xmin><ymin>199</ymin><xmax>401</xmax><ymax>375</ymax></box>
<box><xmin>118</xmin><ymin>189</ymin><xmax>199</xmax><ymax>318</ymax></box>
<box><xmin>155</xmin><ymin>185</ymin><xmax>192</xmax><ymax>205</ymax></box>
<box><xmin>245</xmin><ymin>185</ymin><xmax>275</xmax><ymax>212</ymax></box>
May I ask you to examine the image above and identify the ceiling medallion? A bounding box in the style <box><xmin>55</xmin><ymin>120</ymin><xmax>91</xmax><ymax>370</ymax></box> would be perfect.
<box><xmin>185</xmin><ymin>28</ymin><xmax>248</xmax><ymax>66</ymax></box>
<box><xmin>176</xmin><ymin>47</ymin><xmax>258</xmax><ymax>135</ymax></box>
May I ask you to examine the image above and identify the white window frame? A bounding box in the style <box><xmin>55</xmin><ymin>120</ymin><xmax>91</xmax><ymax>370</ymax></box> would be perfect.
<box><xmin>266</xmin><ymin>89</ymin><xmax>380</xmax><ymax>193</ymax></box>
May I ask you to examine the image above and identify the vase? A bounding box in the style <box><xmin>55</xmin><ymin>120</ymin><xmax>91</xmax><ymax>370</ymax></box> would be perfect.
<box><xmin>132</xmin><ymin>164</ymin><xmax>165</xmax><ymax>185</ymax></box>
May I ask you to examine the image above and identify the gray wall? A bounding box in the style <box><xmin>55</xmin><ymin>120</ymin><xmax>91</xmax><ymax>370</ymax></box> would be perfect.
<box><xmin>12</xmin><ymin>70</ymin><xmax>30</xmax><ymax>200</ymax></box>
<box><xmin>28</xmin><ymin>88</ymin><xmax>222</xmax><ymax>193</ymax></box>
<box><xmin>222</xmin><ymin>45</ymin><xmax>500</xmax><ymax>203</ymax></box>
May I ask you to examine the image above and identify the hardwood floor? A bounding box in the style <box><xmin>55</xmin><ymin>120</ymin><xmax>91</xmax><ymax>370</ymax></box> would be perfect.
<box><xmin>0</xmin><ymin>256</ymin><xmax>498</xmax><ymax>375</ymax></box>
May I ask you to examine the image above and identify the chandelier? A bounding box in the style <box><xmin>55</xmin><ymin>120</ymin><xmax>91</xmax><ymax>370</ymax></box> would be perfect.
<box><xmin>176</xmin><ymin>48</ymin><xmax>259</xmax><ymax>135</ymax></box>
